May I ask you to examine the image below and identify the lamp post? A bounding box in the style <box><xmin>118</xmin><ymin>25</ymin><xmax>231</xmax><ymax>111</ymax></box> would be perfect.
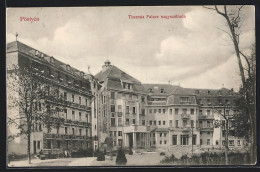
<box><xmin>191</xmin><ymin>125</ymin><xmax>194</xmax><ymax>155</ymax></box>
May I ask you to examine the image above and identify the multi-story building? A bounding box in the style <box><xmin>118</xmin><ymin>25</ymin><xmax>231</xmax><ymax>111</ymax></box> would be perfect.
<box><xmin>6</xmin><ymin>41</ymin><xmax>99</xmax><ymax>156</ymax></box>
<box><xmin>95</xmin><ymin>61</ymin><xmax>246</xmax><ymax>153</ymax></box>
<box><xmin>6</xmin><ymin>40</ymin><xmax>246</xmax><ymax>157</ymax></box>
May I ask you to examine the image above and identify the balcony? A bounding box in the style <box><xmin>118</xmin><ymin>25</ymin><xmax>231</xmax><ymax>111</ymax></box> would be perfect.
<box><xmin>181</xmin><ymin>114</ymin><xmax>190</xmax><ymax>119</ymax></box>
<box><xmin>198</xmin><ymin>115</ymin><xmax>214</xmax><ymax>120</ymax></box>
<box><xmin>64</xmin><ymin>119</ymin><xmax>91</xmax><ymax>127</ymax></box>
<box><xmin>123</xmin><ymin>125</ymin><xmax>150</xmax><ymax>133</ymax></box>
<box><xmin>45</xmin><ymin>133</ymin><xmax>91</xmax><ymax>140</ymax></box>
<box><xmin>199</xmin><ymin>127</ymin><xmax>214</xmax><ymax>131</ymax></box>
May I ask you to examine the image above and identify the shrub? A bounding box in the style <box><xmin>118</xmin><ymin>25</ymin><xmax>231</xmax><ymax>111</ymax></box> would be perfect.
<box><xmin>97</xmin><ymin>153</ymin><xmax>105</xmax><ymax>161</ymax></box>
<box><xmin>116</xmin><ymin>148</ymin><xmax>127</xmax><ymax>165</ymax></box>
<box><xmin>160</xmin><ymin>152</ymin><xmax>166</xmax><ymax>156</ymax></box>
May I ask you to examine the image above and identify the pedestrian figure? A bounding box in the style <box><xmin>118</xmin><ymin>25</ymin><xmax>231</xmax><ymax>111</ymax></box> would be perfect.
<box><xmin>64</xmin><ymin>150</ymin><xmax>68</xmax><ymax>158</ymax></box>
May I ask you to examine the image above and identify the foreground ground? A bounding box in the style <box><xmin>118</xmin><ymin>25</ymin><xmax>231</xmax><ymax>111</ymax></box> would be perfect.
<box><xmin>8</xmin><ymin>152</ymin><xmax>168</xmax><ymax>167</ymax></box>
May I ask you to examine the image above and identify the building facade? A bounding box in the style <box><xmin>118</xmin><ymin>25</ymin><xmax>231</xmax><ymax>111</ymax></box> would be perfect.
<box><xmin>6</xmin><ymin>41</ymin><xmax>99</xmax><ymax>156</ymax></box>
<box><xmin>95</xmin><ymin>61</ymin><xmax>247</xmax><ymax>153</ymax></box>
<box><xmin>6</xmin><ymin>41</ymin><xmax>246</xmax><ymax>157</ymax></box>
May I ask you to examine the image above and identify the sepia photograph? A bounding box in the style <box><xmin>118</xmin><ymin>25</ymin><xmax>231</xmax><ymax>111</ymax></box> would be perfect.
<box><xmin>6</xmin><ymin>5</ymin><xmax>256</xmax><ymax>167</ymax></box>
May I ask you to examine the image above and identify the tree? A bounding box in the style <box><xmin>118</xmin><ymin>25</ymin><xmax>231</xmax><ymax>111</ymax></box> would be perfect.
<box><xmin>116</xmin><ymin>147</ymin><xmax>127</xmax><ymax>166</ymax></box>
<box><xmin>203</xmin><ymin>5</ymin><xmax>256</xmax><ymax>163</ymax></box>
<box><xmin>7</xmin><ymin>64</ymin><xmax>66</xmax><ymax>164</ymax></box>
<box><xmin>212</xmin><ymin>103</ymin><xmax>234</xmax><ymax>165</ymax></box>
<box><xmin>231</xmin><ymin>43</ymin><xmax>256</xmax><ymax>153</ymax></box>
<box><xmin>104</xmin><ymin>136</ymin><xmax>114</xmax><ymax>161</ymax></box>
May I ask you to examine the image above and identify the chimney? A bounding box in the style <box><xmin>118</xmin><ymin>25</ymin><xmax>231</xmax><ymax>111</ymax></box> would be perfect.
<box><xmin>102</xmin><ymin>60</ymin><xmax>111</xmax><ymax>72</ymax></box>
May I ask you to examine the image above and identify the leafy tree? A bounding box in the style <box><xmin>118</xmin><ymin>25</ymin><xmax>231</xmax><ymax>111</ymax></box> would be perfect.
<box><xmin>203</xmin><ymin>5</ymin><xmax>256</xmax><ymax>163</ymax></box>
<box><xmin>116</xmin><ymin>147</ymin><xmax>127</xmax><ymax>165</ymax></box>
<box><xmin>104</xmin><ymin>136</ymin><xmax>113</xmax><ymax>160</ymax></box>
<box><xmin>7</xmin><ymin>64</ymin><xmax>66</xmax><ymax>164</ymax></box>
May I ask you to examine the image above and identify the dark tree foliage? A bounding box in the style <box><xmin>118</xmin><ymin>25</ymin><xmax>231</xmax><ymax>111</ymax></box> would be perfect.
<box><xmin>116</xmin><ymin>147</ymin><xmax>127</xmax><ymax>165</ymax></box>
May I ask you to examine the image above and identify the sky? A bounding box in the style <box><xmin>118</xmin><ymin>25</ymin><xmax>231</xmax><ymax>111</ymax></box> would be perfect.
<box><xmin>6</xmin><ymin>6</ymin><xmax>255</xmax><ymax>91</ymax></box>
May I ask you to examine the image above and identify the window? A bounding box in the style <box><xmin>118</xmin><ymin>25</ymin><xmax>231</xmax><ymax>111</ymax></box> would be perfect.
<box><xmin>207</xmin><ymin>121</ymin><xmax>210</xmax><ymax>127</ymax></box>
<box><xmin>170</xmin><ymin>109</ymin><xmax>172</xmax><ymax>114</ymax></box>
<box><xmin>72</xmin><ymin>94</ymin><xmax>74</xmax><ymax>102</ymax></box>
<box><xmin>118</xmin><ymin>139</ymin><xmax>122</xmax><ymax>146</ymax></box>
<box><xmin>111</xmin><ymin>92</ymin><xmax>115</xmax><ymax>99</ymax></box>
<box><xmin>195</xmin><ymin>90</ymin><xmax>200</xmax><ymax>94</ymax></box>
<box><xmin>163</xmin><ymin>109</ymin><xmax>166</xmax><ymax>113</ymax></box>
<box><xmin>79</xmin><ymin>97</ymin><xmax>81</xmax><ymax>104</ymax></box>
<box><xmin>207</xmin><ymin>110</ymin><xmax>210</xmax><ymax>115</ymax></box>
<box><xmin>181</xmin><ymin>135</ymin><xmax>189</xmax><ymax>145</ymax></box>
<box><xmin>149</xmin><ymin>109</ymin><xmax>153</xmax><ymax>114</ymax></box>
<box><xmin>118</xmin><ymin>105</ymin><xmax>122</xmax><ymax>112</ymax></box>
<box><xmin>226</xmin><ymin>110</ymin><xmax>230</xmax><ymax>115</ymax></box>
<box><xmin>65</xmin><ymin>127</ymin><xmax>68</xmax><ymax>134</ymax></box>
<box><xmin>160</xmin><ymin>133</ymin><xmax>162</xmax><ymax>137</ymax></box>
<box><xmin>160</xmin><ymin>141</ymin><xmax>162</xmax><ymax>144</ymax></box>
<box><xmin>192</xmin><ymin>135</ymin><xmax>197</xmax><ymax>145</ymax></box>
<box><xmin>159</xmin><ymin>121</ymin><xmax>161</xmax><ymax>125</ymax></box>
<box><xmin>154</xmin><ymin>121</ymin><xmax>156</xmax><ymax>125</ymax></box>
<box><xmin>160</xmin><ymin>89</ymin><xmax>164</xmax><ymax>93</ymax></box>
<box><xmin>207</xmin><ymin>99</ymin><xmax>211</xmax><ymax>105</ymax></box>
<box><xmin>182</xmin><ymin>108</ymin><xmax>187</xmax><ymax>114</ymax></box>
<box><xmin>191</xmin><ymin>120</ymin><xmax>194</xmax><ymax>128</ymax></box>
<box><xmin>191</xmin><ymin>109</ymin><xmax>194</xmax><ymax>115</ymax></box>
<box><xmin>183</xmin><ymin>120</ymin><xmax>187</xmax><ymax>127</ymax></box>
<box><xmin>133</xmin><ymin>119</ymin><xmax>136</xmax><ymax>124</ymax></box>
<box><xmin>118</xmin><ymin>131</ymin><xmax>122</xmax><ymax>136</ymax></box>
<box><xmin>172</xmin><ymin>135</ymin><xmax>177</xmax><ymax>145</ymax></box>
<box><xmin>175</xmin><ymin>120</ymin><xmax>179</xmax><ymax>128</ymax></box>
<box><xmin>37</xmin><ymin>141</ymin><xmax>40</xmax><ymax>149</ymax></box>
<box><xmin>199</xmin><ymin>110</ymin><xmax>202</xmax><ymax>115</ymax></box>
<box><xmin>64</xmin><ymin>92</ymin><xmax>67</xmax><ymax>100</ymax></box>
<box><xmin>113</xmin><ymin>141</ymin><xmax>117</xmax><ymax>146</ymax></box>
<box><xmin>85</xmin><ymin>114</ymin><xmax>88</xmax><ymax>122</ymax></box>
<box><xmin>109</xmin><ymin>131</ymin><xmax>112</xmax><ymax>136</ymax></box>
<box><xmin>180</xmin><ymin>97</ymin><xmax>189</xmax><ymax>103</ymax></box>
<box><xmin>86</xmin><ymin>129</ymin><xmax>89</xmax><ymax>136</ymax></box>
<box><xmin>72</xmin><ymin>128</ymin><xmax>75</xmax><ymax>135</ymax></box>
<box><xmin>142</xmin><ymin>120</ymin><xmax>145</xmax><ymax>125</ymax></box>
<box><xmin>216</xmin><ymin>140</ymin><xmax>219</xmax><ymax>145</ymax></box>
<box><xmin>114</xmin><ymin>131</ymin><xmax>117</xmax><ymax>136</ymax></box>
<box><xmin>207</xmin><ymin>90</ymin><xmax>210</xmax><ymax>95</ymax></box>
<box><xmin>141</xmin><ymin>109</ymin><xmax>145</xmax><ymax>115</ymax></box>
<box><xmin>56</xmin><ymin>126</ymin><xmax>59</xmax><ymax>134</ymax></box>
<box><xmin>47</xmin><ymin>140</ymin><xmax>52</xmax><ymax>149</ymax></box>
<box><xmin>141</xmin><ymin>97</ymin><xmax>145</xmax><ymax>102</ymax></box>
<box><xmin>207</xmin><ymin>139</ymin><xmax>210</xmax><ymax>145</ymax></box>
<box><xmin>79</xmin><ymin>112</ymin><xmax>82</xmax><ymax>121</ymax></box>
<box><xmin>118</xmin><ymin>118</ymin><xmax>122</xmax><ymax>126</ymax></box>
<box><xmin>154</xmin><ymin>109</ymin><xmax>157</xmax><ymax>113</ymax></box>
<box><xmin>132</xmin><ymin>107</ymin><xmax>136</xmax><ymax>114</ymax></box>
<box><xmin>126</xmin><ymin>119</ymin><xmax>129</xmax><ymax>125</ymax></box>
<box><xmin>163</xmin><ymin>121</ymin><xmax>166</xmax><ymax>125</ymax></box>
<box><xmin>229</xmin><ymin>140</ymin><xmax>234</xmax><ymax>146</ymax></box>
<box><xmin>199</xmin><ymin>121</ymin><xmax>202</xmax><ymax>128</ymax></box>
<box><xmin>164</xmin><ymin>133</ymin><xmax>166</xmax><ymax>137</ymax></box>
<box><xmin>237</xmin><ymin>140</ymin><xmax>241</xmax><ymax>146</ymax></box>
<box><xmin>126</xmin><ymin>106</ymin><xmax>129</xmax><ymax>114</ymax></box>
<box><xmin>79</xmin><ymin>129</ymin><xmax>82</xmax><ymax>135</ymax></box>
<box><xmin>158</xmin><ymin>109</ymin><xmax>161</xmax><ymax>113</ymax></box>
<box><xmin>111</xmin><ymin>118</ymin><xmax>116</xmax><ymax>126</ymax></box>
<box><xmin>164</xmin><ymin>140</ymin><xmax>167</xmax><ymax>144</ymax></box>
<box><xmin>200</xmin><ymin>139</ymin><xmax>203</xmax><ymax>145</ymax></box>
<box><xmin>175</xmin><ymin>108</ymin><xmax>179</xmax><ymax>115</ymax></box>
<box><xmin>111</xmin><ymin>105</ymin><xmax>115</xmax><ymax>112</ymax></box>
<box><xmin>72</xmin><ymin>111</ymin><xmax>75</xmax><ymax>120</ymax></box>
<box><xmin>170</xmin><ymin>120</ymin><xmax>173</xmax><ymax>127</ymax></box>
<box><xmin>85</xmin><ymin>98</ymin><xmax>88</xmax><ymax>106</ymax></box>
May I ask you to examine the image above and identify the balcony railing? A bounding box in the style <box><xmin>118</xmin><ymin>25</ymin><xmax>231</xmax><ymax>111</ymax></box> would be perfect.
<box><xmin>45</xmin><ymin>133</ymin><xmax>92</xmax><ymax>140</ymax></box>
<box><xmin>199</xmin><ymin>127</ymin><xmax>214</xmax><ymax>131</ymax></box>
<box><xmin>181</xmin><ymin>114</ymin><xmax>191</xmax><ymax>119</ymax></box>
<box><xmin>64</xmin><ymin>119</ymin><xmax>91</xmax><ymax>127</ymax></box>
<box><xmin>198</xmin><ymin>115</ymin><xmax>214</xmax><ymax>120</ymax></box>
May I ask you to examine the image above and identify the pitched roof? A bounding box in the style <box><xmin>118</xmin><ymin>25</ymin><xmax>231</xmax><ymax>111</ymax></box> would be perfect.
<box><xmin>143</xmin><ymin>84</ymin><xmax>179</xmax><ymax>95</ymax></box>
<box><xmin>185</xmin><ymin>87</ymin><xmax>236</xmax><ymax>97</ymax></box>
<box><xmin>6</xmin><ymin>41</ymin><xmax>88</xmax><ymax>79</ymax></box>
<box><xmin>95</xmin><ymin>65</ymin><xmax>141</xmax><ymax>84</ymax></box>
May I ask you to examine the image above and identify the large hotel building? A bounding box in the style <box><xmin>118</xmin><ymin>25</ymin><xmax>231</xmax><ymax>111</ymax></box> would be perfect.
<box><xmin>6</xmin><ymin>41</ymin><xmax>246</xmax><ymax>156</ymax></box>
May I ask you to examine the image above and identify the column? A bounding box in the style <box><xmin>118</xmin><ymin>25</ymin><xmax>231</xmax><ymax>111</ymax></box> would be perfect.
<box><xmin>133</xmin><ymin>132</ymin><xmax>136</xmax><ymax>149</ymax></box>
